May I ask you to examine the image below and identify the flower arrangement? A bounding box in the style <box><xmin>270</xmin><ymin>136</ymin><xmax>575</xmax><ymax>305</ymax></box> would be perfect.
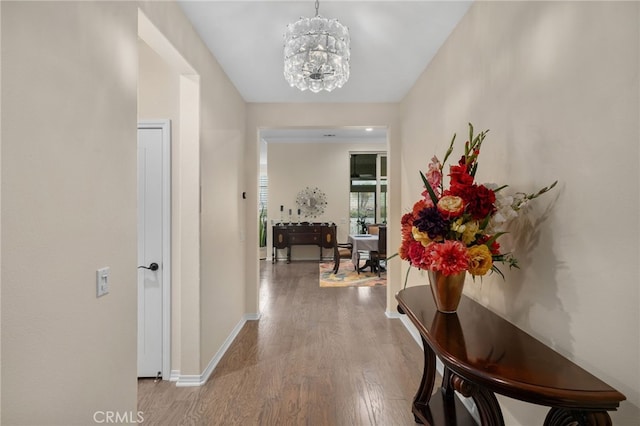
<box><xmin>399</xmin><ymin>124</ymin><xmax>556</xmax><ymax>279</ymax></box>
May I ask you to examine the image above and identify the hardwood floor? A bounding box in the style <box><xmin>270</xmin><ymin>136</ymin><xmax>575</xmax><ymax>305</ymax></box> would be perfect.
<box><xmin>138</xmin><ymin>260</ymin><xmax>429</xmax><ymax>425</ymax></box>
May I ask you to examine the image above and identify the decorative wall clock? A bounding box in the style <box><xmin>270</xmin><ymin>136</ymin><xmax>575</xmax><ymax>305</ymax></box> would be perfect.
<box><xmin>296</xmin><ymin>187</ymin><xmax>327</xmax><ymax>218</ymax></box>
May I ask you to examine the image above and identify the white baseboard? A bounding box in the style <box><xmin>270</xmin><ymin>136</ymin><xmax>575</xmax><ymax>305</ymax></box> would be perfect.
<box><xmin>169</xmin><ymin>370</ymin><xmax>180</xmax><ymax>382</ymax></box>
<box><xmin>398</xmin><ymin>314</ymin><xmax>423</xmax><ymax>349</ymax></box>
<box><xmin>174</xmin><ymin>313</ymin><xmax>260</xmax><ymax>387</ymax></box>
<box><xmin>395</xmin><ymin>312</ymin><xmax>480</xmax><ymax>424</ymax></box>
<box><xmin>175</xmin><ymin>375</ymin><xmax>202</xmax><ymax>387</ymax></box>
<box><xmin>244</xmin><ymin>312</ymin><xmax>261</xmax><ymax>321</ymax></box>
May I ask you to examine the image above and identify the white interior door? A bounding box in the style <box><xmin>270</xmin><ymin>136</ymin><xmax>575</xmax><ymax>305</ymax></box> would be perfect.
<box><xmin>137</xmin><ymin>121</ymin><xmax>170</xmax><ymax>378</ymax></box>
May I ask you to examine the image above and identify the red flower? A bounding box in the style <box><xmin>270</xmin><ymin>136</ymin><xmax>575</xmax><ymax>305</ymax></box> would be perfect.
<box><xmin>401</xmin><ymin>211</ymin><xmax>415</xmax><ymax>227</ymax></box>
<box><xmin>447</xmin><ymin>184</ymin><xmax>496</xmax><ymax>220</ymax></box>
<box><xmin>398</xmin><ymin>236</ymin><xmax>412</xmax><ymax>261</ymax></box>
<box><xmin>407</xmin><ymin>240</ymin><xmax>430</xmax><ymax>269</ymax></box>
<box><xmin>400</xmin><ymin>212</ymin><xmax>414</xmax><ymax>243</ymax></box>
<box><xmin>449</xmin><ymin>163</ymin><xmax>474</xmax><ymax>189</ymax></box>
<box><xmin>477</xmin><ymin>235</ymin><xmax>501</xmax><ymax>255</ymax></box>
<box><xmin>425</xmin><ymin>240</ymin><xmax>469</xmax><ymax>275</ymax></box>
<box><xmin>412</xmin><ymin>199</ymin><xmax>432</xmax><ymax>216</ymax></box>
<box><xmin>466</xmin><ymin>184</ymin><xmax>496</xmax><ymax>220</ymax></box>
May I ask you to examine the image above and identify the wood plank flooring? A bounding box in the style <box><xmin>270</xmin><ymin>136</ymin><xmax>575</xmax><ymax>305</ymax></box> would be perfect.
<box><xmin>138</xmin><ymin>261</ymin><xmax>432</xmax><ymax>425</ymax></box>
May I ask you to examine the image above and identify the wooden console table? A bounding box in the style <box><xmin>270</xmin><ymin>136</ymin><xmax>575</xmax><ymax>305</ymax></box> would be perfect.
<box><xmin>272</xmin><ymin>223</ymin><xmax>335</xmax><ymax>263</ymax></box>
<box><xmin>396</xmin><ymin>286</ymin><xmax>625</xmax><ymax>426</ymax></box>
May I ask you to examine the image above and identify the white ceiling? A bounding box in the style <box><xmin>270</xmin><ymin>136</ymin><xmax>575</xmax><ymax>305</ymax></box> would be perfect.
<box><xmin>178</xmin><ymin>0</ymin><xmax>472</xmax><ymax>104</ymax></box>
<box><xmin>177</xmin><ymin>1</ymin><xmax>472</xmax><ymax>147</ymax></box>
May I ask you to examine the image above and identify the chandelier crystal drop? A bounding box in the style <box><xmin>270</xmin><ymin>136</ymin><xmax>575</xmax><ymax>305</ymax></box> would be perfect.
<box><xmin>283</xmin><ymin>0</ymin><xmax>350</xmax><ymax>93</ymax></box>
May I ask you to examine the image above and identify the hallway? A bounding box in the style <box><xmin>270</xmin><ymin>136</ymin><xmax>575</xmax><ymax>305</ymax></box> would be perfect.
<box><xmin>138</xmin><ymin>260</ymin><xmax>426</xmax><ymax>425</ymax></box>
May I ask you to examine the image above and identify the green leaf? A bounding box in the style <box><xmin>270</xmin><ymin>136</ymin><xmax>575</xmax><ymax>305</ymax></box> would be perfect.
<box><xmin>530</xmin><ymin>180</ymin><xmax>558</xmax><ymax>199</ymax></box>
<box><xmin>478</xmin><ymin>215</ymin><xmax>491</xmax><ymax>230</ymax></box>
<box><xmin>441</xmin><ymin>133</ymin><xmax>456</xmax><ymax>167</ymax></box>
<box><xmin>491</xmin><ymin>265</ymin><xmax>506</xmax><ymax>280</ymax></box>
<box><xmin>420</xmin><ymin>171</ymin><xmax>440</xmax><ymax>205</ymax></box>
<box><xmin>484</xmin><ymin>232</ymin><xmax>506</xmax><ymax>247</ymax></box>
<box><xmin>470</xmin><ymin>162</ymin><xmax>478</xmax><ymax>178</ymax></box>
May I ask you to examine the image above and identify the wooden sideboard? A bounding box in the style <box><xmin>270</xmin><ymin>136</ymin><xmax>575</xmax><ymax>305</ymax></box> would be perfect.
<box><xmin>396</xmin><ymin>286</ymin><xmax>626</xmax><ymax>426</ymax></box>
<box><xmin>272</xmin><ymin>223</ymin><xmax>336</xmax><ymax>263</ymax></box>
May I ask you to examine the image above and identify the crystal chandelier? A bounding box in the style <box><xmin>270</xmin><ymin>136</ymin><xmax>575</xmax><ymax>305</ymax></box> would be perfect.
<box><xmin>283</xmin><ymin>0</ymin><xmax>350</xmax><ymax>93</ymax></box>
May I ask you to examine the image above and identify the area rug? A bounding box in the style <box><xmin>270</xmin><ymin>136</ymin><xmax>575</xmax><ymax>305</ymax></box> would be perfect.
<box><xmin>319</xmin><ymin>259</ymin><xmax>386</xmax><ymax>288</ymax></box>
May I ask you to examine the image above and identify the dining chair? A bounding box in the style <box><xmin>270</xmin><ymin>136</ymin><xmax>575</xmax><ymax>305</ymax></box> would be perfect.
<box><xmin>367</xmin><ymin>223</ymin><xmax>381</xmax><ymax>235</ymax></box>
<box><xmin>331</xmin><ymin>227</ymin><xmax>353</xmax><ymax>274</ymax></box>
<box><xmin>356</xmin><ymin>249</ymin><xmax>368</xmax><ymax>274</ymax></box>
<box><xmin>369</xmin><ymin>225</ymin><xmax>387</xmax><ymax>277</ymax></box>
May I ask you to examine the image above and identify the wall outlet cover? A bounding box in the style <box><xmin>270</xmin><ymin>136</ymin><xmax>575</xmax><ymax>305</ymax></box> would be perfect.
<box><xmin>96</xmin><ymin>267</ymin><xmax>110</xmax><ymax>297</ymax></box>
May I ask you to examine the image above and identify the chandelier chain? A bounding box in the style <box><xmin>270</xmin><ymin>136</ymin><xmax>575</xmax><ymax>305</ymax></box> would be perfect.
<box><xmin>315</xmin><ymin>0</ymin><xmax>319</xmax><ymax>17</ymax></box>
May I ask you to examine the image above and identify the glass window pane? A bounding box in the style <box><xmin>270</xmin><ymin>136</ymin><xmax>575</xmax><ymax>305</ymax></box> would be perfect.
<box><xmin>349</xmin><ymin>192</ymin><xmax>375</xmax><ymax>234</ymax></box>
<box><xmin>349</xmin><ymin>152</ymin><xmax>387</xmax><ymax>230</ymax></box>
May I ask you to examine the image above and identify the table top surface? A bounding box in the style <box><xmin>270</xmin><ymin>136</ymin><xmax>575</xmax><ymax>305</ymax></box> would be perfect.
<box><xmin>348</xmin><ymin>234</ymin><xmax>379</xmax><ymax>253</ymax></box>
<box><xmin>396</xmin><ymin>286</ymin><xmax>626</xmax><ymax>409</ymax></box>
<box><xmin>273</xmin><ymin>222</ymin><xmax>334</xmax><ymax>228</ymax></box>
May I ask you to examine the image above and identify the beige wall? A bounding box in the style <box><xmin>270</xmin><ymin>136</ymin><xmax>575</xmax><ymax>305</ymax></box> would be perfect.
<box><xmin>1</xmin><ymin>2</ymin><xmax>139</xmax><ymax>424</ymax></box>
<box><xmin>2</xmin><ymin>1</ymin><xmax>247</xmax><ymax>423</ymax></box>
<box><xmin>400</xmin><ymin>1</ymin><xmax>639</xmax><ymax>423</ymax></box>
<box><xmin>138</xmin><ymin>40</ymin><xmax>180</xmax><ymax>124</ymax></box>
<box><xmin>194</xmin><ymin>40</ymin><xmax>246</xmax><ymax>377</ymax></box>
<box><xmin>267</xmin><ymin>140</ymin><xmax>386</xmax><ymax>261</ymax></box>
<box><xmin>1</xmin><ymin>1</ymin><xmax>3</xmax><ymax>418</ymax></box>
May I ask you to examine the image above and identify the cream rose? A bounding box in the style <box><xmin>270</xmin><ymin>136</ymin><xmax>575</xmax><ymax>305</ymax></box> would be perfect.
<box><xmin>437</xmin><ymin>195</ymin><xmax>465</xmax><ymax>218</ymax></box>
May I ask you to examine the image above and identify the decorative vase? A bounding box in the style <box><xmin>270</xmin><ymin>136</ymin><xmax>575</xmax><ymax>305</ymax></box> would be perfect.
<box><xmin>427</xmin><ymin>270</ymin><xmax>466</xmax><ymax>313</ymax></box>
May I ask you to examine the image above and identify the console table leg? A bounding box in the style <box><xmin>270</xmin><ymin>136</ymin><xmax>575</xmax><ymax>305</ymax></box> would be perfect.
<box><xmin>412</xmin><ymin>336</ymin><xmax>437</xmax><ymax>424</ymax></box>
<box><xmin>442</xmin><ymin>366</ymin><xmax>455</xmax><ymax>399</ymax></box>
<box><xmin>450</xmin><ymin>372</ymin><xmax>504</xmax><ymax>426</ymax></box>
<box><xmin>544</xmin><ymin>408</ymin><xmax>612</xmax><ymax>426</ymax></box>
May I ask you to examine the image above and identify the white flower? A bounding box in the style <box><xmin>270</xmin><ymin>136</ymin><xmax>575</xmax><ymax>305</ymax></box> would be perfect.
<box><xmin>485</xmin><ymin>183</ymin><xmax>519</xmax><ymax>233</ymax></box>
<box><xmin>512</xmin><ymin>193</ymin><xmax>528</xmax><ymax>211</ymax></box>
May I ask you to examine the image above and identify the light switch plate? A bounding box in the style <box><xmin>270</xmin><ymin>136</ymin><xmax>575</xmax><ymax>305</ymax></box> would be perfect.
<box><xmin>96</xmin><ymin>267</ymin><xmax>110</xmax><ymax>297</ymax></box>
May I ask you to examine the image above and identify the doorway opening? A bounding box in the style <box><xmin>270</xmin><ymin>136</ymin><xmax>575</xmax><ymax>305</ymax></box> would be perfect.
<box><xmin>137</xmin><ymin>9</ymin><xmax>201</xmax><ymax>383</ymax></box>
<box><xmin>257</xmin><ymin>127</ymin><xmax>388</xmax><ymax>305</ymax></box>
<box><xmin>137</xmin><ymin>120</ymin><xmax>171</xmax><ymax>379</ymax></box>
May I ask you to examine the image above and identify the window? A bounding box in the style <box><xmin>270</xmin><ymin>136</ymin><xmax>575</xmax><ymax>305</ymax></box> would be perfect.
<box><xmin>259</xmin><ymin>174</ymin><xmax>268</xmax><ymax>247</ymax></box>
<box><xmin>349</xmin><ymin>153</ymin><xmax>387</xmax><ymax>234</ymax></box>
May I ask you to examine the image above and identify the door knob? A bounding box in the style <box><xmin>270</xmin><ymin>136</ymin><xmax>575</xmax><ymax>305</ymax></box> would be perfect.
<box><xmin>138</xmin><ymin>262</ymin><xmax>159</xmax><ymax>271</ymax></box>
